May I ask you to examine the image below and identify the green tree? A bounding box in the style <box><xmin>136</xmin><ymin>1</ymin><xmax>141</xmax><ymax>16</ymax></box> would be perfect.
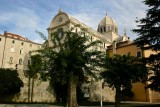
<box><xmin>38</xmin><ymin>30</ymin><xmax>103</xmax><ymax>107</ymax></box>
<box><xmin>0</xmin><ymin>68</ymin><xmax>23</xmax><ymax>102</ymax></box>
<box><xmin>26</xmin><ymin>54</ymin><xmax>42</xmax><ymax>102</ymax></box>
<box><xmin>100</xmin><ymin>54</ymin><xmax>147</xmax><ymax>107</ymax></box>
<box><xmin>133</xmin><ymin>0</ymin><xmax>160</xmax><ymax>92</ymax></box>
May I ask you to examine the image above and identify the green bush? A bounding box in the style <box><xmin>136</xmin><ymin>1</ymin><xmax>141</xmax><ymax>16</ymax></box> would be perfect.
<box><xmin>0</xmin><ymin>68</ymin><xmax>23</xmax><ymax>102</ymax></box>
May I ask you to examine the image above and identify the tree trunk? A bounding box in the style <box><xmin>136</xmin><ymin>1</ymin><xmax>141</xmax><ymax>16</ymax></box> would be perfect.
<box><xmin>28</xmin><ymin>76</ymin><xmax>31</xmax><ymax>103</ymax></box>
<box><xmin>66</xmin><ymin>79</ymin><xmax>78</xmax><ymax>107</ymax></box>
<box><xmin>31</xmin><ymin>77</ymin><xmax>35</xmax><ymax>102</ymax></box>
<box><xmin>115</xmin><ymin>85</ymin><xmax>121</xmax><ymax>107</ymax></box>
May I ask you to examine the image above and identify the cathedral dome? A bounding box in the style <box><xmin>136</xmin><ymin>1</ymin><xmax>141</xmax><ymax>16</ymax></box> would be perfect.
<box><xmin>99</xmin><ymin>16</ymin><xmax>117</xmax><ymax>27</ymax></box>
<box><xmin>98</xmin><ymin>15</ymin><xmax>118</xmax><ymax>34</ymax></box>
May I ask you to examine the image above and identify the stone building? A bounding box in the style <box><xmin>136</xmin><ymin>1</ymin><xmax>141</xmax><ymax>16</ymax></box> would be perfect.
<box><xmin>107</xmin><ymin>41</ymin><xmax>160</xmax><ymax>102</ymax></box>
<box><xmin>0</xmin><ymin>31</ymin><xmax>41</xmax><ymax>70</ymax></box>
<box><xmin>0</xmin><ymin>31</ymin><xmax>55</xmax><ymax>102</ymax></box>
<box><xmin>47</xmin><ymin>10</ymin><xmax>130</xmax><ymax>102</ymax></box>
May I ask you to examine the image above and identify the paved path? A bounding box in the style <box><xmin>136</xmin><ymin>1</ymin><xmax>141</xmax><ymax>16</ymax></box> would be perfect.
<box><xmin>0</xmin><ymin>102</ymin><xmax>160</xmax><ymax>107</ymax></box>
<box><xmin>0</xmin><ymin>104</ymin><xmax>57</xmax><ymax>107</ymax></box>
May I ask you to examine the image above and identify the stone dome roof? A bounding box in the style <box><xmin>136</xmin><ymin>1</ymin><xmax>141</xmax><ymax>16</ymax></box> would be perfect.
<box><xmin>98</xmin><ymin>15</ymin><xmax>118</xmax><ymax>27</ymax></box>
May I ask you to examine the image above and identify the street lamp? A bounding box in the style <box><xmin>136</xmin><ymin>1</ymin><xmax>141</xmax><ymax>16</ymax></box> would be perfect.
<box><xmin>101</xmin><ymin>80</ymin><xmax>105</xmax><ymax>107</ymax></box>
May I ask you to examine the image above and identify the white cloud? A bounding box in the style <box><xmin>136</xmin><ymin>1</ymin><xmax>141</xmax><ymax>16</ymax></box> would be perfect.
<box><xmin>0</xmin><ymin>7</ymin><xmax>43</xmax><ymax>41</ymax></box>
<box><xmin>0</xmin><ymin>8</ymin><xmax>39</xmax><ymax>30</ymax></box>
<box><xmin>33</xmin><ymin>38</ymin><xmax>44</xmax><ymax>44</ymax></box>
<box><xmin>72</xmin><ymin>13</ymin><xmax>99</xmax><ymax>30</ymax></box>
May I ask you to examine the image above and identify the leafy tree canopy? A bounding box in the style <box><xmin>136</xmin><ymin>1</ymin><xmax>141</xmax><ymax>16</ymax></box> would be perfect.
<box><xmin>133</xmin><ymin>0</ymin><xmax>160</xmax><ymax>51</ymax></box>
<box><xmin>101</xmin><ymin>53</ymin><xmax>147</xmax><ymax>107</ymax></box>
<box><xmin>133</xmin><ymin>0</ymin><xmax>160</xmax><ymax>92</ymax></box>
<box><xmin>0</xmin><ymin>68</ymin><xmax>23</xmax><ymax>96</ymax></box>
<box><xmin>27</xmin><ymin>54</ymin><xmax>43</xmax><ymax>78</ymax></box>
<box><xmin>101</xmin><ymin>54</ymin><xmax>147</xmax><ymax>87</ymax></box>
<box><xmin>39</xmin><ymin>30</ymin><xmax>103</xmax><ymax>84</ymax></box>
<box><xmin>38</xmin><ymin>29</ymin><xmax>104</xmax><ymax>106</ymax></box>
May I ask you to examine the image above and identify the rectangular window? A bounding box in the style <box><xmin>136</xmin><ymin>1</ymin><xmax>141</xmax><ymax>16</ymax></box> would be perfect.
<box><xmin>0</xmin><ymin>38</ymin><xmax>1</xmax><ymax>41</ymax></box>
<box><xmin>137</xmin><ymin>51</ymin><xmax>141</xmax><ymax>57</ymax></box>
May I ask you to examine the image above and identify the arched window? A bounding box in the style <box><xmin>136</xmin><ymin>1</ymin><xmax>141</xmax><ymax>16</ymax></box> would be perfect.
<box><xmin>57</xmin><ymin>28</ymin><xmax>63</xmax><ymax>38</ymax></box>
<box><xmin>19</xmin><ymin>58</ymin><xmax>23</xmax><ymax>65</ymax></box>
<box><xmin>104</xmin><ymin>26</ymin><xmax>106</xmax><ymax>32</ymax></box>
<box><xmin>10</xmin><ymin>46</ymin><xmax>15</xmax><ymax>52</ymax></box>
<box><xmin>28</xmin><ymin>60</ymin><xmax>31</xmax><ymax>65</ymax></box>
<box><xmin>9</xmin><ymin>57</ymin><xmax>13</xmax><ymax>64</ymax></box>
<box><xmin>20</xmin><ymin>49</ymin><xmax>23</xmax><ymax>54</ymax></box>
<box><xmin>112</xmin><ymin>27</ymin><xmax>114</xmax><ymax>31</ymax></box>
<box><xmin>100</xmin><ymin>28</ymin><xmax>103</xmax><ymax>33</ymax></box>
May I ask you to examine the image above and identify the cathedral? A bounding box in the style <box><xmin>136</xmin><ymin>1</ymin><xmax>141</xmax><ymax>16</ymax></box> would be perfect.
<box><xmin>48</xmin><ymin>9</ymin><xmax>129</xmax><ymax>49</ymax></box>
<box><xmin>46</xmin><ymin>9</ymin><xmax>130</xmax><ymax>102</ymax></box>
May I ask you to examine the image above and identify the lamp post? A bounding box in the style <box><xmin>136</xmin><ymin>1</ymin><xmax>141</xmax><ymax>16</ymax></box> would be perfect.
<box><xmin>101</xmin><ymin>84</ymin><xmax>103</xmax><ymax>107</ymax></box>
<box><xmin>101</xmin><ymin>80</ymin><xmax>105</xmax><ymax>107</ymax></box>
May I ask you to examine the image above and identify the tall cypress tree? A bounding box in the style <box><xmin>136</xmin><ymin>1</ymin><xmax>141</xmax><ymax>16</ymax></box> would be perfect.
<box><xmin>133</xmin><ymin>0</ymin><xmax>160</xmax><ymax>92</ymax></box>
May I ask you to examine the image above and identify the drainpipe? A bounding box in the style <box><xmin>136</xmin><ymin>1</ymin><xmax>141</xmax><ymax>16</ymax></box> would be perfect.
<box><xmin>1</xmin><ymin>31</ymin><xmax>7</xmax><ymax>68</ymax></box>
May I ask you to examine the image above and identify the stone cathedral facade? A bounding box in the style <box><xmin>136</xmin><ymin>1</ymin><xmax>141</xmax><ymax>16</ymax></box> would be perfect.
<box><xmin>47</xmin><ymin>10</ymin><xmax>129</xmax><ymax>102</ymax></box>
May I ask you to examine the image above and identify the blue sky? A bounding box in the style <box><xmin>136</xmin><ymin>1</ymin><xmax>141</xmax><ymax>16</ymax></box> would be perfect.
<box><xmin>0</xmin><ymin>0</ymin><xmax>147</xmax><ymax>43</ymax></box>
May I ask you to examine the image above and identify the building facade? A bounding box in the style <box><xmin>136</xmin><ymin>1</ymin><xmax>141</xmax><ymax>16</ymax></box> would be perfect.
<box><xmin>47</xmin><ymin>10</ymin><xmax>130</xmax><ymax>102</ymax></box>
<box><xmin>107</xmin><ymin>41</ymin><xmax>160</xmax><ymax>102</ymax></box>
<box><xmin>0</xmin><ymin>32</ymin><xmax>55</xmax><ymax>102</ymax></box>
<box><xmin>0</xmin><ymin>31</ymin><xmax>41</xmax><ymax>70</ymax></box>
